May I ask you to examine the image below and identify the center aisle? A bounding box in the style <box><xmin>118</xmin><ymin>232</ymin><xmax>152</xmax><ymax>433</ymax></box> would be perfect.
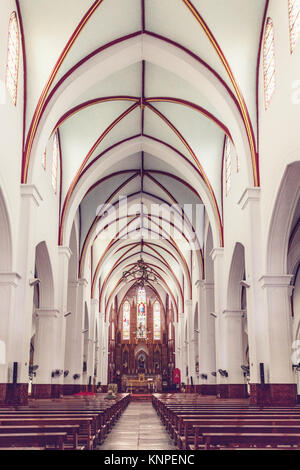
<box><xmin>98</xmin><ymin>401</ymin><xmax>176</xmax><ymax>451</ymax></box>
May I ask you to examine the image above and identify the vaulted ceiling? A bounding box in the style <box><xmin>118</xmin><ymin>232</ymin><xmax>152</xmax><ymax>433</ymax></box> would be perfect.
<box><xmin>18</xmin><ymin>0</ymin><xmax>268</xmax><ymax>316</ymax></box>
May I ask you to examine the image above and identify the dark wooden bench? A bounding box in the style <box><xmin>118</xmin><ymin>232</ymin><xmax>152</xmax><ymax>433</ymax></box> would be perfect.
<box><xmin>0</xmin><ymin>432</ymin><xmax>68</xmax><ymax>450</ymax></box>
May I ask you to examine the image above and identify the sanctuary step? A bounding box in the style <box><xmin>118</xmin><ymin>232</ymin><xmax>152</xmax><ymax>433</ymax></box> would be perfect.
<box><xmin>130</xmin><ymin>394</ymin><xmax>153</xmax><ymax>402</ymax></box>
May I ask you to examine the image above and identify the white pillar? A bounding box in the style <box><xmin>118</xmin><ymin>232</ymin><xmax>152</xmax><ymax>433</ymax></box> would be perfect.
<box><xmin>33</xmin><ymin>309</ymin><xmax>60</xmax><ymax>386</ymax></box>
<box><xmin>197</xmin><ymin>280</ymin><xmax>216</xmax><ymax>386</ymax></box>
<box><xmin>211</xmin><ymin>248</ymin><xmax>225</xmax><ymax>392</ymax></box>
<box><xmin>98</xmin><ymin>312</ymin><xmax>105</xmax><ymax>384</ymax></box>
<box><xmin>64</xmin><ymin>280</ymin><xmax>79</xmax><ymax>386</ymax></box>
<box><xmin>87</xmin><ymin>298</ymin><xmax>98</xmax><ymax>387</ymax></box>
<box><xmin>238</xmin><ymin>189</ymin><xmax>268</xmax><ymax>385</ymax></box>
<box><xmin>0</xmin><ymin>273</ymin><xmax>20</xmax><ymax>399</ymax></box>
<box><xmin>54</xmin><ymin>247</ymin><xmax>72</xmax><ymax>393</ymax></box>
<box><xmin>223</xmin><ymin>310</ymin><xmax>246</xmax><ymax>385</ymax></box>
<box><xmin>260</xmin><ymin>275</ymin><xmax>294</xmax><ymax>384</ymax></box>
<box><xmin>177</xmin><ymin>312</ymin><xmax>184</xmax><ymax>383</ymax></box>
<box><xmin>185</xmin><ymin>299</ymin><xmax>193</xmax><ymax>385</ymax></box>
<box><xmin>75</xmin><ymin>278</ymin><xmax>88</xmax><ymax>387</ymax></box>
<box><xmin>102</xmin><ymin>322</ymin><xmax>109</xmax><ymax>385</ymax></box>
<box><xmin>9</xmin><ymin>185</ymin><xmax>42</xmax><ymax>392</ymax></box>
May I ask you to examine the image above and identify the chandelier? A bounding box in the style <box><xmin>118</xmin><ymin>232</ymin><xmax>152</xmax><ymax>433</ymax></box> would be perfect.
<box><xmin>121</xmin><ymin>257</ymin><xmax>157</xmax><ymax>286</ymax></box>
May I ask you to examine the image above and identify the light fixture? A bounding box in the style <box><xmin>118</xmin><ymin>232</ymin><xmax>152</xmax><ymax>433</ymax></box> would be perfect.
<box><xmin>29</xmin><ymin>278</ymin><xmax>41</xmax><ymax>287</ymax></box>
<box><xmin>240</xmin><ymin>280</ymin><xmax>250</xmax><ymax>288</ymax></box>
<box><xmin>121</xmin><ymin>254</ymin><xmax>157</xmax><ymax>287</ymax></box>
<box><xmin>218</xmin><ymin>369</ymin><xmax>228</xmax><ymax>377</ymax></box>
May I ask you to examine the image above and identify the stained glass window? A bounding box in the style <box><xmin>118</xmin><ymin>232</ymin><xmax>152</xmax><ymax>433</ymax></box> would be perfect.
<box><xmin>6</xmin><ymin>12</ymin><xmax>20</xmax><ymax>106</ymax></box>
<box><xmin>225</xmin><ymin>137</ymin><xmax>231</xmax><ymax>196</ymax></box>
<box><xmin>153</xmin><ymin>301</ymin><xmax>161</xmax><ymax>341</ymax></box>
<box><xmin>289</xmin><ymin>0</ymin><xmax>300</xmax><ymax>53</ymax></box>
<box><xmin>263</xmin><ymin>18</ymin><xmax>276</xmax><ymax>109</ymax></box>
<box><xmin>52</xmin><ymin>133</ymin><xmax>59</xmax><ymax>193</ymax></box>
<box><xmin>123</xmin><ymin>301</ymin><xmax>130</xmax><ymax>340</ymax></box>
<box><xmin>137</xmin><ymin>287</ymin><xmax>147</xmax><ymax>339</ymax></box>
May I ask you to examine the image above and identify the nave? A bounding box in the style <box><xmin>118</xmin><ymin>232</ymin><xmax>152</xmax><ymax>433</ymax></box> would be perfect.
<box><xmin>1</xmin><ymin>0</ymin><xmax>300</xmax><ymax>453</ymax></box>
<box><xmin>99</xmin><ymin>401</ymin><xmax>175</xmax><ymax>451</ymax></box>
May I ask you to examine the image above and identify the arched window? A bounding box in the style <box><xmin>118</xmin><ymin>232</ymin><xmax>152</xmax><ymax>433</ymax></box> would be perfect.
<box><xmin>137</xmin><ymin>287</ymin><xmax>147</xmax><ymax>339</ymax></box>
<box><xmin>52</xmin><ymin>132</ymin><xmax>59</xmax><ymax>193</ymax></box>
<box><xmin>122</xmin><ymin>301</ymin><xmax>130</xmax><ymax>340</ymax></box>
<box><xmin>263</xmin><ymin>18</ymin><xmax>276</xmax><ymax>109</ymax></box>
<box><xmin>225</xmin><ymin>137</ymin><xmax>231</xmax><ymax>196</ymax></box>
<box><xmin>42</xmin><ymin>149</ymin><xmax>46</xmax><ymax>170</ymax></box>
<box><xmin>153</xmin><ymin>301</ymin><xmax>161</xmax><ymax>341</ymax></box>
<box><xmin>168</xmin><ymin>322</ymin><xmax>172</xmax><ymax>340</ymax></box>
<box><xmin>288</xmin><ymin>0</ymin><xmax>300</xmax><ymax>53</ymax></box>
<box><xmin>6</xmin><ymin>12</ymin><xmax>20</xmax><ymax>106</ymax></box>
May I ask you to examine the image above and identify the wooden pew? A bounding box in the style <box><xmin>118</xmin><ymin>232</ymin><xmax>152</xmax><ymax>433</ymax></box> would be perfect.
<box><xmin>200</xmin><ymin>432</ymin><xmax>300</xmax><ymax>450</ymax></box>
<box><xmin>0</xmin><ymin>425</ymin><xmax>80</xmax><ymax>450</ymax></box>
<box><xmin>0</xmin><ymin>432</ymin><xmax>68</xmax><ymax>450</ymax></box>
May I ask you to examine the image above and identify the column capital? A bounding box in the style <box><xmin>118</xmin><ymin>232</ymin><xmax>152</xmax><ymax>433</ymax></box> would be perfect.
<box><xmin>91</xmin><ymin>298</ymin><xmax>99</xmax><ymax>307</ymax></box>
<box><xmin>0</xmin><ymin>272</ymin><xmax>21</xmax><ymax>287</ymax></box>
<box><xmin>58</xmin><ymin>246</ymin><xmax>72</xmax><ymax>260</ymax></box>
<box><xmin>238</xmin><ymin>187</ymin><xmax>260</xmax><ymax>210</ymax></box>
<box><xmin>259</xmin><ymin>274</ymin><xmax>293</xmax><ymax>288</ymax></box>
<box><xmin>196</xmin><ymin>279</ymin><xmax>214</xmax><ymax>290</ymax></box>
<box><xmin>78</xmin><ymin>278</ymin><xmax>88</xmax><ymax>287</ymax></box>
<box><xmin>35</xmin><ymin>308</ymin><xmax>60</xmax><ymax>318</ymax></box>
<box><xmin>20</xmin><ymin>184</ymin><xmax>43</xmax><ymax>207</ymax></box>
<box><xmin>184</xmin><ymin>299</ymin><xmax>192</xmax><ymax>307</ymax></box>
<box><xmin>210</xmin><ymin>247</ymin><xmax>224</xmax><ymax>261</ymax></box>
<box><xmin>223</xmin><ymin>309</ymin><xmax>246</xmax><ymax>318</ymax></box>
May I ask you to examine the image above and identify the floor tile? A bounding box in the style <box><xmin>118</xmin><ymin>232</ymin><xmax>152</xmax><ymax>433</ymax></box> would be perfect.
<box><xmin>98</xmin><ymin>401</ymin><xmax>176</xmax><ymax>451</ymax></box>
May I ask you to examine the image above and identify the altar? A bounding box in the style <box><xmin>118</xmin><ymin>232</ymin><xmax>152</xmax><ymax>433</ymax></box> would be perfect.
<box><xmin>122</xmin><ymin>374</ymin><xmax>161</xmax><ymax>393</ymax></box>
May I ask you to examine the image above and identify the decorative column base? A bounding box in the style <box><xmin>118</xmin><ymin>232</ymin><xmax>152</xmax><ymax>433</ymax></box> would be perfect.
<box><xmin>0</xmin><ymin>384</ymin><xmax>7</xmax><ymax>403</ymax></box>
<box><xmin>62</xmin><ymin>384</ymin><xmax>84</xmax><ymax>395</ymax></box>
<box><xmin>228</xmin><ymin>384</ymin><xmax>248</xmax><ymax>399</ymax></box>
<box><xmin>200</xmin><ymin>384</ymin><xmax>217</xmax><ymax>396</ymax></box>
<box><xmin>217</xmin><ymin>384</ymin><xmax>248</xmax><ymax>399</ymax></box>
<box><xmin>62</xmin><ymin>384</ymin><xmax>75</xmax><ymax>395</ymax></box>
<box><xmin>6</xmin><ymin>384</ymin><xmax>28</xmax><ymax>405</ymax></box>
<box><xmin>51</xmin><ymin>384</ymin><xmax>63</xmax><ymax>398</ymax></box>
<box><xmin>250</xmin><ymin>384</ymin><xmax>297</xmax><ymax>406</ymax></box>
<box><xmin>32</xmin><ymin>384</ymin><xmax>52</xmax><ymax>399</ymax></box>
<box><xmin>217</xmin><ymin>384</ymin><xmax>228</xmax><ymax>398</ymax></box>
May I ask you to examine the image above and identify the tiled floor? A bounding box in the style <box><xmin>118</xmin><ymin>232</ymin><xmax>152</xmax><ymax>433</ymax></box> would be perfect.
<box><xmin>98</xmin><ymin>401</ymin><xmax>176</xmax><ymax>450</ymax></box>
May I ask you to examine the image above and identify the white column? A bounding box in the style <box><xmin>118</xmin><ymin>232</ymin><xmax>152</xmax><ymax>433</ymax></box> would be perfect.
<box><xmin>9</xmin><ymin>185</ymin><xmax>42</xmax><ymax>384</ymax></box>
<box><xmin>223</xmin><ymin>310</ymin><xmax>246</xmax><ymax>384</ymax></box>
<box><xmin>238</xmin><ymin>188</ymin><xmax>268</xmax><ymax>384</ymax></box>
<box><xmin>0</xmin><ymin>273</ymin><xmax>20</xmax><ymax>384</ymax></box>
<box><xmin>33</xmin><ymin>309</ymin><xmax>60</xmax><ymax>384</ymax></box>
<box><xmin>177</xmin><ymin>312</ymin><xmax>184</xmax><ymax>382</ymax></box>
<box><xmin>55</xmin><ymin>247</ymin><xmax>72</xmax><ymax>389</ymax></box>
<box><xmin>75</xmin><ymin>278</ymin><xmax>88</xmax><ymax>385</ymax></box>
<box><xmin>87</xmin><ymin>298</ymin><xmax>98</xmax><ymax>386</ymax></box>
<box><xmin>260</xmin><ymin>275</ymin><xmax>294</xmax><ymax>384</ymax></box>
<box><xmin>211</xmin><ymin>248</ymin><xmax>225</xmax><ymax>388</ymax></box>
<box><xmin>197</xmin><ymin>280</ymin><xmax>216</xmax><ymax>385</ymax></box>
<box><xmin>64</xmin><ymin>280</ymin><xmax>79</xmax><ymax>385</ymax></box>
<box><xmin>102</xmin><ymin>322</ymin><xmax>109</xmax><ymax>385</ymax></box>
<box><xmin>98</xmin><ymin>312</ymin><xmax>105</xmax><ymax>385</ymax></box>
<box><xmin>174</xmin><ymin>321</ymin><xmax>180</xmax><ymax>370</ymax></box>
<box><xmin>185</xmin><ymin>299</ymin><xmax>193</xmax><ymax>384</ymax></box>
